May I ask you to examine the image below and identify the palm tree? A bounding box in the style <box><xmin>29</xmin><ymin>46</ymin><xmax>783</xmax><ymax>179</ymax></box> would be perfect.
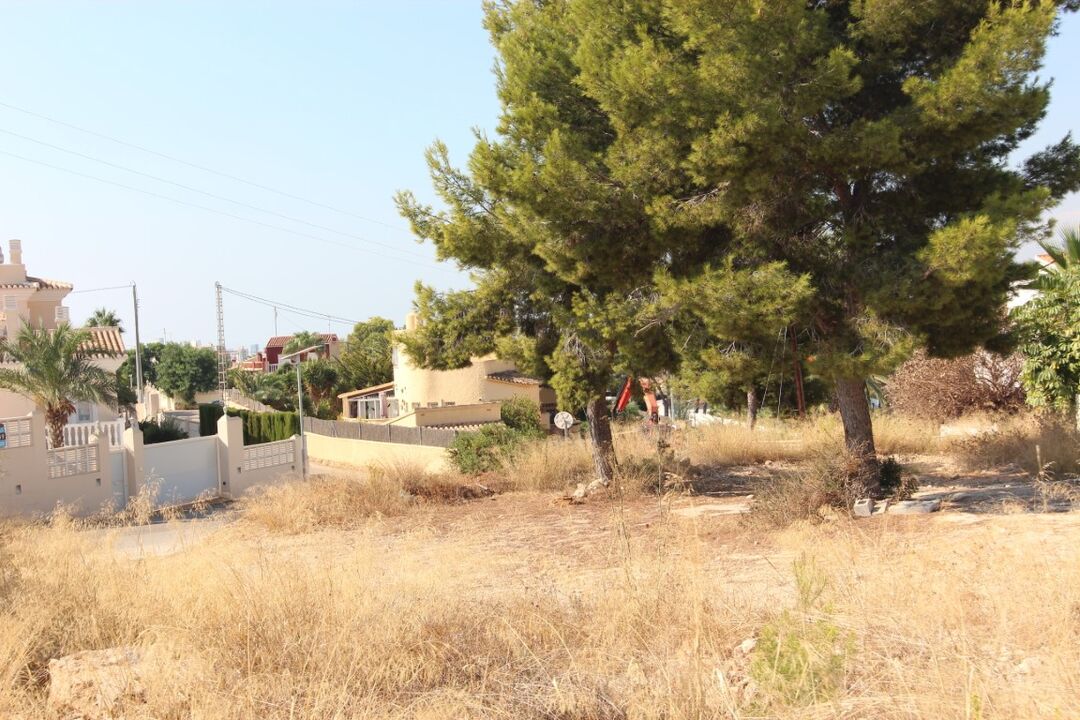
<box><xmin>0</xmin><ymin>323</ymin><xmax>119</xmax><ymax>447</ymax></box>
<box><xmin>282</xmin><ymin>330</ymin><xmax>325</xmax><ymax>356</ymax></box>
<box><xmin>1029</xmin><ymin>226</ymin><xmax>1080</xmax><ymax>292</ymax></box>
<box><xmin>86</xmin><ymin>307</ymin><xmax>124</xmax><ymax>333</ymax></box>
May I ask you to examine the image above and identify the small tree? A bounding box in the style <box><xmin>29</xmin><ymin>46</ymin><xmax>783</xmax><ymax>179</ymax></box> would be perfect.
<box><xmin>155</xmin><ymin>343</ymin><xmax>218</xmax><ymax>405</ymax></box>
<box><xmin>0</xmin><ymin>323</ymin><xmax>118</xmax><ymax>447</ymax></box>
<box><xmin>301</xmin><ymin>358</ymin><xmax>340</xmax><ymax>408</ymax></box>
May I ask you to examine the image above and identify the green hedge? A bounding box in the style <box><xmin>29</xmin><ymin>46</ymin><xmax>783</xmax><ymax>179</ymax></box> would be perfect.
<box><xmin>199</xmin><ymin>405</ymin><xmax>299</xmax><ymax>445</ymax></box>
<box><xmin>227</xmin><ymin>409</ymin><xmax>300</xmax><ymax>445</ymax></box>
<box><xmin>199</xmin><ymin>404</ymin><xmax>225</xmax><ymax>436</ymax></box>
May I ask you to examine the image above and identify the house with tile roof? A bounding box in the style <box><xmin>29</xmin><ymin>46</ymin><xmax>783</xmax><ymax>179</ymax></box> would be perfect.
<box><xmin>262</xmin><ymin>333</ymin><xmax>340</xmax><ymax>371</ymax></box>
<box><xmin>0</xmin><ymin>239</ymin><xmax>126</xmax><ymax>429</ymax></box>
<box><xmin>337</xmin><ymin>313</ymin><xmax>556</xmax><ymax>429</ymax></box>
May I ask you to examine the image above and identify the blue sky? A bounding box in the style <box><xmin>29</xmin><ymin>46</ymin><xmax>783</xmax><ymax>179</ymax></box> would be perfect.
<box><xmin>0</xmin><ymin>2</ymin><xmax>1076</xmax><ymax>348</ymax></box>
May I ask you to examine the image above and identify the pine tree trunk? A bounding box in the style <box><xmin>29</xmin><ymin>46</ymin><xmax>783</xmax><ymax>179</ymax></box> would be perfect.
<box><xmin>586</xmin><ymin>395</ymin><xmax>617</xmax><ymax>485</ymax></box>
<box><xmin>833</xmin><ymin>376</ymin><xmax>881</xmax><ymax>496</ymax></box>
<box><xmin>747</xmin><ymin>389</ymin><xmax>760</xmax><ymax>429</ymax></box>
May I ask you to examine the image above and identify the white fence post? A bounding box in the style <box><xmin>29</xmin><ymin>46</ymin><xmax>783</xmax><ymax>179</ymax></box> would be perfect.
<box><xmin>122</xmin><ymin>423</ymin><xmax>146</xmax><ymax>502</ymax></box>
<box><xmin>216</xmin><ymin>414</ymin><xmax>244</xmax><ymax>499</ymax></box>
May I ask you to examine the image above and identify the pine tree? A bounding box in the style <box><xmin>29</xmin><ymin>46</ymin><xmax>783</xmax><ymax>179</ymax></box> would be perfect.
<box><xmin>399</xmin><ymin>0</ymin><xmax>1080</xmax><ymax>492</ymax></box>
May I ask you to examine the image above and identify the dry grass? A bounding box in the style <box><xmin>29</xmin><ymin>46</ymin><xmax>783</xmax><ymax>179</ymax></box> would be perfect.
<box><xmin>3</xmin><ymin>496</ymin><xmax>1080</xmax><ymax>718</ymax></box>
<box><xmin>240</xmin><ymin>462</ymin><xmax>489</xmax><ymax>534</ymax></box>
<box><xmin>948</xmin><ymin>412</ymin><xmax>1080</xmax><ymax>477</ymax></box>
<box><xmin>497</xmin><ymin>436</ymin><xmax>595</xmax><ymax>491</ymax></box>
<box><xmin>5</xmin><ymin>412</ymin><xmax>1080</xmax><ymax>717</ymax></box>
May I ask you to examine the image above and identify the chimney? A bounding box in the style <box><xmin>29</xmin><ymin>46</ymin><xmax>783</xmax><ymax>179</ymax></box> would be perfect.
<box><xmin>405</xmin><ymin>312</ymin><xmax>420</xmax><ymax>332</ymax></box>
<box><xmin>9</xmin><ymin>239</ymin><xmax>22</xmax><ymax>265</ymax></box>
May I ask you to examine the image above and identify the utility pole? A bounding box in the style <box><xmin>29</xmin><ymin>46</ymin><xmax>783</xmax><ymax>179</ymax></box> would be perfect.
<box><xmin>215</xmin><ymin>282</ymin><xmax>228</xmax><ymax>405</ymax></box>
<box><xmin>273</xmin><ymin>306</ymin><xmax>278</xmax><ymax>335</ymax></box>
<box><xmin>131</xmin><ymin>283</ymin><xmax>144</xmax><ymax>405</ymax></box>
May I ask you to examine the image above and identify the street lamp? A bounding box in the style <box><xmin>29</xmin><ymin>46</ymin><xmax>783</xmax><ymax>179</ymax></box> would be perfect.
<box><xmin>277</xmin><ymin>343</ymin><xmax>325</xmax><ymax>480</ymax></box>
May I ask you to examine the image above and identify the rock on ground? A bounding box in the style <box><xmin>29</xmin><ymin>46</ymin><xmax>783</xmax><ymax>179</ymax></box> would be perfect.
<box><xmin>48</xmin><ymin>646</ymin><xmax>147</xmax><ymax>719</ymax></box>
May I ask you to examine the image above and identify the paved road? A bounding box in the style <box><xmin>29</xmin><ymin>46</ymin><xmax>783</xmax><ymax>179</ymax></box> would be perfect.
<box><xmin>85</xmin><ymin>515</ymin><xmax>228</xmax><ymax>559</ymax></box>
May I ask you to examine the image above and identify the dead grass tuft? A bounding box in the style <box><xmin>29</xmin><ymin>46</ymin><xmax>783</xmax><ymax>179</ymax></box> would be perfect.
<box><xmin>948</xmin><ymin>412</ymin><xmax>1080</xmax><ymax>477</ymax></box>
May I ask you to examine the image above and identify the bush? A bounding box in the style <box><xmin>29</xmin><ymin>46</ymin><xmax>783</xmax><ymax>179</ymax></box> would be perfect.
<box><xmin>449</xmin><ymin>425</ymin><xmax>530</xmax><ymax>475</ymax></box>
<box><xmin>138</xmin><ymin>417</ymin><xmax>189</xmax><ymax>445</ymax></box>
<box><xmin>747</xmin><ymin>445</ymin><xmax>868</xmax><ymax>528</ymax></box>
<box><xmin>885</xmin><ymin>349</ymin><xmax>1025</xmax><ymax>421</ymax></box>
<box><xmin>198</xmin><ymin>403</ymin><xmax>224</xmax><ymax>436</ymax></box>
<box><xmin>499</xmin><ymin>397</ymin><xmax>543</xmax><ymax>436</ymax></box>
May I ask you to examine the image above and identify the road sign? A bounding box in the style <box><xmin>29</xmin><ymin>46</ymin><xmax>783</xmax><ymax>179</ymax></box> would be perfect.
<box><xmin>553</xmin><ymin>411</ymin><xmax>574</xmax><ymax>431</ymax></box>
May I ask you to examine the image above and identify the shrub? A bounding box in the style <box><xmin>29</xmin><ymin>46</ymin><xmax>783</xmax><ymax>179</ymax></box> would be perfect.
<box><xmin>885</xmin><ymin>349</ymin><xmax>1025</xmax><ymax>421</ymax></box>
<box><xmin>137</xmin><ymin>417</ymin><xmax>189</xmax><ymax>445</ymax></box>
<box><xmin>198</xmin><ymin>403</ymin><xmax>224</xmax><ymax>436</ymax></box>
<box><xmin>499</xmin><ymin>396</ymin><xmax>544</xmax><ymax>436</ymax></box>
<box><xmin>750</xmin><ymin>557</ymin><xmax>851</xmax><ymax>708</ymax></box>
<box><xmin>747</xmin><ymin>445</ymin><xmax>867</xmax><ymax>528</ymax></box>
<box><xmin>449</xmin><ymin>425</ymin><xmax>530</xmax><ymax>475</ymax></box>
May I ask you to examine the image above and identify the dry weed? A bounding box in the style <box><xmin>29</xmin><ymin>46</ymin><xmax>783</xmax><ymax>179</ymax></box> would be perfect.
<box><xmin>2</xmin><ymin>491</ymin><xmax>1080</xmax><ymax>718</ymax></box>
<box><xmin>949</xmin><ymin>412</ymin><xmax>1080</xmax><ymax>476</ymax></box>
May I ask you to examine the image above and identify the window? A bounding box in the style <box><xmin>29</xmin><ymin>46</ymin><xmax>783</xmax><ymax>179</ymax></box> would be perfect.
<box><xmin>74</xmin><ymin>401</ymin><xmax>94</xmax><ymax>423</ymax></box>
<box><xmin>428</xmin><ymin>402</ymin><xmax>439</xmax><ymax>408</ymax></box>
<box><xmin>55</xmin><ymin>306</ymin><xmax>70</xmax><ymax>324</ymax></box>
<box><xmin>3</xmin><ymin>296</ymin><xmax>16</xmax><ymax>312</ymax></box>
<box><xmin>391</xmin><ymin>346</ymin><xmax>400</xmax><ymax>368</ymax></box>
<box><xmin>443</xmin><ymin>401</ymin><xmax>456</xmax><ymax>407</ymax></box>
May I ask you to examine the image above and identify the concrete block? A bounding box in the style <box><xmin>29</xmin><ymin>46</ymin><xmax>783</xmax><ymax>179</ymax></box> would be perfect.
<box><xmin>853</xmin><ymin>498</ymin><xmax>874</xmax><ymax>517</ymax></box>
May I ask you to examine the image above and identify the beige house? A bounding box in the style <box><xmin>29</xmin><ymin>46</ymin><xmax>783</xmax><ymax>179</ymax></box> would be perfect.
<box><xmin>0</xmin><ymin>239</ymin><xmax>125</xmax><ymax>434</ymax></box>
<box><xmin>338</xmin><ymin>314</ymin><xmax>556</xmax><ymax>428</ymax></box>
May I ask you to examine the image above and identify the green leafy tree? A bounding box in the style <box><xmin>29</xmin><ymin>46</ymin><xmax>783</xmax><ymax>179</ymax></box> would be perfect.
<box><xmin>282</xmin><ymin>331</ymin><xmax>326</xmax><ymax>356</ymax></box>
<box><xmin>404</xmin><ymin>0</ymin><xmax>1079</xmax><ymax>492</ymax></box>
<box><xmin>117</xmin><ymin>342</ymin><xmax>162</xmax><ymax>407</ymax></box>
<box><xmin>86</xmin><ymin>307</ymin><xmax>124</xmax><ymax>333</ymax></box>
<box><xmin>154</xmin><ymin>343</ymin><xmax>218</xmax><ymax>405</ymax></box>
<box><xmin>0</xmin><ymin>323</ymin><xmax>119</xmax><ymax>447</ymax></box>
<box><xmin>1015</xmin><ymin>228</ymin><xmax>1080</xmax><ymax>411</ymax></box>
<box><xmin>338</xmin><ymin>317</ymin><xmax>395</xmax><ymax>391</ymax></box>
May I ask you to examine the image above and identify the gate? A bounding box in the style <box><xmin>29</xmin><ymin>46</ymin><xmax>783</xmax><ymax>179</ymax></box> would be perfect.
<box><xmin>142</xmin><ymin>436</ymin><xmax>220</xmax><ymax>505</ymax></box>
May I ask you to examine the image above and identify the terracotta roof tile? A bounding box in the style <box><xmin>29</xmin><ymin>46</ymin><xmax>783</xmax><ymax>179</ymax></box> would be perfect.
<box><xmin>265</xmin><ymin>332</ymin><xmax>339</xmax><ymax>349</ymax></box>
<box><xmin>0</xmin><ymin>276</ymin><xmax>74</xmax><ymax>291</ymax></box>
<box><xmin>83</xmin><ymin>326</ymin><xmax>125</xmax><ymax>356</ymax></box>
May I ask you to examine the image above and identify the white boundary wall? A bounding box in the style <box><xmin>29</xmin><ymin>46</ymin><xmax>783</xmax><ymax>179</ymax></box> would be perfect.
<box><xmin>1</xmin><ymin>411</ymin><xmax>302</xmax><ymax>518</ymax></box>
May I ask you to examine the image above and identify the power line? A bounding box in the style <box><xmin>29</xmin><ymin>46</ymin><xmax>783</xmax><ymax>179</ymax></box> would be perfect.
<box><xmin>0</xmin><ymin>148</ymin><xmax>441</xmax><ymax>269</ymax></box>
<box><xmin>70</xmin><ymin>283</ymin><xmax>134</xmax><ymax>294</ymax></box>
<box><xmin>0</xmin><ymin>98</ymin><xmax>410</xmax><ymax>232</ymax></box>
<box><xmin>0</xmin><ymin>127</ymin><xmax>431</xmax><ymax>261</ymax></box>
<box><xmin>219</xmin><ymin>285</ymin><xmax>361</xmax><ymax>327</ymax></box>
